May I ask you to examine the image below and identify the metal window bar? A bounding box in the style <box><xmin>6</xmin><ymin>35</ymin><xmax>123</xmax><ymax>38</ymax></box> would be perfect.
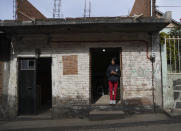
<box><xmin>174</xmin><ymin>37</ymin><xmax>176</xmax><ymax>73</ymax></box>
<box><xmin>169</xmin><ymin>36</ymin><xmax>172</xmax><ymax>73</ymax></box>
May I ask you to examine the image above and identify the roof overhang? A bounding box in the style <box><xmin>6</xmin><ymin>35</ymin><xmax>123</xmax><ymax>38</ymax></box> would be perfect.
<box><xmin>0</xmin><ymin>17</ymin><xmax>170</xmax><ymax>34</ymax></box>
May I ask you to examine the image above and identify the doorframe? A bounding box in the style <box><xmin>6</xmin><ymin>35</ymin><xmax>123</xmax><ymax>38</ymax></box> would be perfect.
<box><xmin>36</xmin><ymin>57</ymin><xmax>53</xmax><ymax>111</ymax></box>
<box><xmin>17</xmin><ymin>56</ymin><xmax>53</xmax><ymax>115</ymax></box>
<box><xmin>89</xmin><ymin>47</ymin><xmax>123</xmax><ymax>105</ymax></box>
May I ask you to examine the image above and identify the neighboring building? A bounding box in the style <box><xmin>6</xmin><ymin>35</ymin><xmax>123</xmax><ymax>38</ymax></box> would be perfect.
<box><xmin>130</xmin><ymin>0</ymin><xmax>156</xmax><ymax>17</ymax></box>
<box><xmin>130</xmin><ymin>0</ymin><xmax>152</xmax><ymax>17</ymax></box>
<box><xmin>16</xmin><ymin>0</ymin><xmax>46</xmax><ymax>21</ymax></box>
<box><xmin>130</xmin><ymin>0</ymin><xmax>181</xmax><ymax>33</ymax></box>
<box><xmin>156</xmin><ymin>10</ymin><xmax>181</xmax><ymax>33</ymax></box>
<box><xmin>0</xmin><ymin>17</ymin><xmax>169</xmax><ymax>119</ymax></box>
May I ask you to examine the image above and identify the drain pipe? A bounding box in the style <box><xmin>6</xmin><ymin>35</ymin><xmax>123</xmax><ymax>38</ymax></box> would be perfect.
<box><xmin>151</xmin><ymin>57</ymin><xmax>156</xmax><ymax>112</ymax></box>
<box><xmin>146</xmin><ymin>32</ymin><xmax>156</xmax><ymax>112</ymax></box>
<box><xmin>151</xmin><ymin>33</ymin><xmax>156</xmax><ymax>112</ymax></box>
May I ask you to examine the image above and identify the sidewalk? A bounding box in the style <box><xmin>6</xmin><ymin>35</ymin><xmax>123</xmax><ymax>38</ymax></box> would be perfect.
<box><xmin>1</xmin><ymin>113</ymin><xmax>181</xmax><ymax>131</ymax></box>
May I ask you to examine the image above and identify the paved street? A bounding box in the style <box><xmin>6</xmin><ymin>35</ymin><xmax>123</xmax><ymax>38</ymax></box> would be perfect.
<box><xmin>77</xmin><ymin>123</ymin><xmax>181</xmax><ymax>131</ymax></box>
<box><xmin>0</xmin><ymin>113</ymin><xmax>181</xmax><ymax>131</ymax></box>
<box><xmin>1</xmin><ymin>119</ymin><xmax>181</xmax><ymax>131</ymax></box>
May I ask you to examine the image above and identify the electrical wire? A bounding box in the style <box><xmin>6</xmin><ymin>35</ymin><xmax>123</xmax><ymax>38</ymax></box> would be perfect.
<box><xmin>157</xmin><ymin>6</ymin><xmax>181</xmax><ymax>8</ymax></box>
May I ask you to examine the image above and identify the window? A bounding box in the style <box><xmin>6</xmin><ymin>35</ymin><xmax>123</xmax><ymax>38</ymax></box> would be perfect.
<box><xmin>20</xmin><ymin>60</ymin><xmax>36</xmax><ymax>70</ymax></box>
<box><xmin>62</xmin><ymin>55</ymin><xmax>78</xmax><ymax>75</ymax></box>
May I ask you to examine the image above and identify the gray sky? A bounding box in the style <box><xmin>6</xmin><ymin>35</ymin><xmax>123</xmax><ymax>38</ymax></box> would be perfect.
<box><xmin>0</xmin><ymin>0</ymin><xmax>180</xmax><ymax>21</ymax></box>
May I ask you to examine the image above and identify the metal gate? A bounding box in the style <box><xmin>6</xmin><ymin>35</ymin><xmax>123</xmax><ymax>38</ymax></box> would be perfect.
<box><xmin>165</xmin><ymin>36</ymin><xmax>181</xmax><ymax>109</ymax></box>
<box><xmin>165</xmin><ymin>36</ymin><xmax>181</xmax><ymax>73</ymax></box>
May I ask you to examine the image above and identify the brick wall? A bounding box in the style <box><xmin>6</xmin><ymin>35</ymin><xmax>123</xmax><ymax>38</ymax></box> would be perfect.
<box><xmin>16</xmin><ymin>0</ymin><xmax>46</xmax><ymax>21</ymax></box>
<box><xmin>122</xmin><ymin>42</ymin><xmax>153</xmax><ymax>105</ymax></box>
<box><xmin>13</xmin><ymin>32</ymin><xmax>161</xmax><ymax>106</ymax></box>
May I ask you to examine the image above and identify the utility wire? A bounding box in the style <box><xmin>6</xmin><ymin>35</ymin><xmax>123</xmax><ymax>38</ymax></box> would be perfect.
<box><xmin>157</xmin><ymin>6</ymin><xmax>181</xmax><ymax>8</ymax></box>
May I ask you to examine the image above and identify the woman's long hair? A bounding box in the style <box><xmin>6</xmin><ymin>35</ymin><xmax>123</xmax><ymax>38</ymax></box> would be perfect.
<box><xmin>111</xmin><ymin>57</ymin><xmax>117</xmax><ymax>64</ymax></box>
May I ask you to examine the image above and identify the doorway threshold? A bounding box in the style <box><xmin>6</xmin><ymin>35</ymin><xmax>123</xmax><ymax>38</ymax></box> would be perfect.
<box><xmin>17</xmin><ymin>109</ymin><xmax>52</xmax><ymax>121</ymax></box>
<box><xmin>93</xmin><ymin>95</ymin><xmax>122</xmax><ymax>105</ymax></box>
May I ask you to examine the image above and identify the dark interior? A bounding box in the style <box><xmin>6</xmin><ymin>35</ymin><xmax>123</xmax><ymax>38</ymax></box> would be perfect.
<box><xmin>36</xmin><ymin>58</ymin><xmax>52</xmax><ymax>112</ymax></box>
<box><xmin>0</xmin><ymin>34</ymin><xmax>10</xmax><ymax>61</ymax></box>
<box><xmin>91</xmin><ymin>48</ymin><xmax>121</xmax><ymax>104</ymax></box>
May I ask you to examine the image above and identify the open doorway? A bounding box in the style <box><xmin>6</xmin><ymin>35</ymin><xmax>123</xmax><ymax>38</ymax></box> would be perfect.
<box><xmin>90</xmin><ymin>48</ymin><xmax>121</xmax><ymax>104</ymax></box>
<box><xmin>36</xmin><ymin>58</ymin><xmax>52</xmax><ymax>113</ymax></box>
<box><xmin>18</xmin><ymin>58</ymin><xmax>52</xmax><ymax>115</ymax></box>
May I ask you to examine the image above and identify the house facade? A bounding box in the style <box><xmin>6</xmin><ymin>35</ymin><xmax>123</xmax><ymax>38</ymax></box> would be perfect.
<box><xmin>0</xmin><ymin>17</ymin><xmax>169</xmax><ymax>119</ymax></box>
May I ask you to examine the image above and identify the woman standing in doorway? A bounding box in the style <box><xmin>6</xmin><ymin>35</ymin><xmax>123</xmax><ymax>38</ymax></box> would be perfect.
<box><xmin>106</xmin><ymin>58</ymin><xmax>120</xmax><ymax>105</ymax></box>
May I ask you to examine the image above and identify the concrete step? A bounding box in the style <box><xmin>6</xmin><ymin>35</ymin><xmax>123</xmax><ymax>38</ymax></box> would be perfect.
<box><xmin>91</xmin><ymin>105</ymin><xmax>124</xmax><ymax>111</ymax></box>
<box><xmin>94</xmin><ymin>95</ymin><xmax>121</xmax><ymax>105</ymax></box>
<box><xmin>175</xmin><ymin>102</ymin><xmax>181</xmax><ymax>109</ymax></box>
<box><xmin>174</xmin><ymin>85</ymin><xmax>181</xmax><ymax>90</ymax></box>
<box><xmin>173</xmin><ymin>79</ymin><xmax>181</xmax><ymax>85</ymax></box>
<box><xmin>16</xmin><ymin>115</ymin><xmax>52</xmax><ymax>121</ymax></box>
<box><xmin>164</xmin><ymin>109</ymin><xmax>181</xmax><ymax>119</ymax></box>
<box><xmin>91</xmin><ymin>104</ymin><xmax>153</xmax><ymax>113</ymax></box>
<box><xmin>89</xmin><ymin>109</ymin><xmax>126</xmax><ymax>121</ymax></box>
<box><xmin>16</xmin><ymin>111</ymin><xmax>52</xmax><ymax>121</ymax></box>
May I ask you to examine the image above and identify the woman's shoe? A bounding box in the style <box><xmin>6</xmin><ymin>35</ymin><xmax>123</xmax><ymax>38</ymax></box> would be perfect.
<box><xmin>113</xmin><ymin>100</ymin><xmax>116</xmax><ymax>105</ymax></box>
<box><xmin>110</xmin><ymin>100</ymin><xmax>113</xmax><ymax>105</ymax></box>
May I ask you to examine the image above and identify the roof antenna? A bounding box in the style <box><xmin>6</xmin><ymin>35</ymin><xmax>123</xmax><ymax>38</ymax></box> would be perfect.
<box><xmin>84</xmin><ymin>0</ymin><xmax>91</xmax><ymax>18</ymax></box>
<box><xmin>53</xmin><ymin>0</ymin><xmax>63</xmax><ymax>18</ymax></box>
<box><xmin>13</xmin><ymin>0</ymin><xmax>17</xmax><ymax>20</ymax></box>
<box><xmin>152</xmin><ymin>0</ymin><xmax>156</xmax><ymax>16</ymax></box>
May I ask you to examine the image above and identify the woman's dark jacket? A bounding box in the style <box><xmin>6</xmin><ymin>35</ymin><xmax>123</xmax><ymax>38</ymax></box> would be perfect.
<box><xmin>106</xmin><ymin>64</ymin><xmax>121</xmax><ymax>82</ymax></box>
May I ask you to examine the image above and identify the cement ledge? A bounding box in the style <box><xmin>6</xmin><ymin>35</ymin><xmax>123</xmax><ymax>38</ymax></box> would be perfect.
<box><xmin>164</xmin><ymin>109</ymin><xmax>181</xmax><ymax>119</ymax></box>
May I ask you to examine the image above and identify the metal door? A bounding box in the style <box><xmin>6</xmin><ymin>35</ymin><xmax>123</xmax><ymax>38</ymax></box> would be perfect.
<box><xmin>18</xmin><ymin>58</ymin><xmax>37</xmax><ymax>114</ymax></box>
